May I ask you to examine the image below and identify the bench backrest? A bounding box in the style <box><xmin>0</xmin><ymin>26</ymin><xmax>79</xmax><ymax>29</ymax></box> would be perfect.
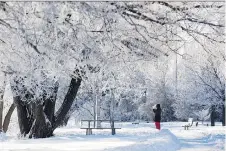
<box><xmin>81</xmin><ymin>120</ymin><xmax>118</xmax><ymax>128</ymax></box>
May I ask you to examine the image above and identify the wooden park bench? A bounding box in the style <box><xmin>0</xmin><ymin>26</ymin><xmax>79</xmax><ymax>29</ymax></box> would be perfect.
<box><xmin>182</xmin><ymin>118</ymin><xmax>193</xmax><ymax>130</ymax></box>
<box><xmin>80</xmin><ymin>120</ymin><xmax>121</xmax><ymax>135</ymax></box>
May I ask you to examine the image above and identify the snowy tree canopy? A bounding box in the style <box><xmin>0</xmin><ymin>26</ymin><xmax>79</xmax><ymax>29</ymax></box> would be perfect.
<box><xmin>0</xmin><ymin>2</ymin><xmax>224</xmax><ymax>100</ymax></box>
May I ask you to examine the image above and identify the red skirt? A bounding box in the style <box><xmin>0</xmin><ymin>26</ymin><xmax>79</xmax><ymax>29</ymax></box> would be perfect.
<box><xmin>155</xmin><ymin>122</ymin><xmax>160</xmax><ymax>130</ymax></box>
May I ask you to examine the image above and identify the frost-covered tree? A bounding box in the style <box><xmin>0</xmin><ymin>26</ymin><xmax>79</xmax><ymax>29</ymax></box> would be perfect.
<box><xmin>189</xmin><ymin>54</ymin><xmax>225</xmax><ymax>126</ymax></box>
<box><xmin>173</xmin><ymin>40</ymin><xmax>225</xmax><ymax>125</ymax></box>
<box><xmin>0</xmin><ymin>2</ymin><xmax>224</xmax><ymax>138</ymax></box>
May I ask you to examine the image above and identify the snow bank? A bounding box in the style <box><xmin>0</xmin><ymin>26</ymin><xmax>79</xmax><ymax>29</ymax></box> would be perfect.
<box><xmin>104</xmin><ymin>129</ymin><xmax>180</xmax><ymax>151</ymax></box>
<box><xmin>0</xmin><ymin>126</ymin><xmax>180</xmax><ymax>151</ymax></box>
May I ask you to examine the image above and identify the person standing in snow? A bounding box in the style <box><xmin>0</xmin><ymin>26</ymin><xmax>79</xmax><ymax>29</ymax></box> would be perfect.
<box><xmin>152</xmin><ymin>104</ymin><xmax>161</xmax><ymax>130</ymax></box>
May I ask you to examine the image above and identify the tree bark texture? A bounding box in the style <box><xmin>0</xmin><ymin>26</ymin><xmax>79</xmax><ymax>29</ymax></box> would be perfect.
<box><xmin>210</xmin><ymin>105</ymin><xmax>216</xmax><ymax>126</ymax></box>
<box><xmin>222</xmin><ymin>104</ymin><xmax>225</xmax><ymax>126</ymax></box>
<box><xmin>14</xmin><ymin>96</ymin><xmax>34</xmax><ymax>136</ymax></box>
<box><xmin>29</xmin><ymin>104</ymin><xmax>52</xmax><ymax>138</ymax></box>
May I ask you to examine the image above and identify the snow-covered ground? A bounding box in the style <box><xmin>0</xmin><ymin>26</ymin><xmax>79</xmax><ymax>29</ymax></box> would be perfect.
<box><xmin>0</xmin><ymin>122</ymin><xmax>225</xmax><ymax>151</ymax></box>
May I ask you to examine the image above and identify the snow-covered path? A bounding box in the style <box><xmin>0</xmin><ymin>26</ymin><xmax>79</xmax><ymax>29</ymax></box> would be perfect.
<box><xmin>170</xmin><ymin>124</ymin><xmax>225</xmax><ymax>151</ymax></box>
<box><xmin>0</xmin><ymin>122</ymin><xmax>225</xmax><ymax>151</ymax></box>
<box><xmin>178</xmin><ymin>134</ymin><xmax>225</xmax><ymax>151</ymax></box>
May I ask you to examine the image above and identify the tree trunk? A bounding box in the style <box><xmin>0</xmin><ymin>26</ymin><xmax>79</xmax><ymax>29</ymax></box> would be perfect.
<box><xmin>3</xmin><ymin>103</ymin><xmax>15</xmax><ymax>132</ymax></box>
<box><xmin>14</xmin><ymin>96</ymin><xmax>33</xmax><ymax>136</ymax></box>
<box><xmin>93</xmin><ymin>94</ymin><xmax>96</xmax><ymax>128</ymax></box>
<box><xmin>0</xmin><ymin>73</ymin><xmax>6</xmax><ymax>132</ymax></box>
<box><xmin>96</xmin><ymin>94</ymin><xmax>101</xmax><ymax>128</ymax></box>
<box><xmin>44</xmin><ymin>82</ymin><xmax>59</xmax><ymax>125</ymax></box>
<box><xmin>13</xmin><ymin>76</ymin><xmax>81</xmax><ymax>138</ymax></box>
<box><xmin>53</xmin><ymin>77</ymin><xmax>81</xmax><ymax>130</ymax></box>
<box><xmin>222</xmin><ymin>104</ymin><xmax>225</xmax><ymax>126</ymax></box>
<box><xmin>210</xmin><ymin>105</ymin><xmax>216</xmax><ymax>126</ymax></box>
<box><xmin>59</xmin><ymin>102</ymin><xmax>80</xmax><ymax>127</ymax></box>
<box><xmin>0</xmin><ymin>100</ymin><xmax>3</xmax><ymax>132</ymax></box>
<box><xmin>60</xmin><ymin>116</ymin><xmax>70</xmax><ymax>127</ymax></box>
<box><xmin>44</xmin><ymin>98</ymin><xmax>56</xmax><ymax>124</ymax></box>
<box><xmin>29</xmin><ymin>104</ymin><xmax>52</xmax><ymax>138</ymax></box>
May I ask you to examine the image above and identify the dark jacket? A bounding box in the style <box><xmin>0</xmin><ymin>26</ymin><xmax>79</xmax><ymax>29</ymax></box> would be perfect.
<box><xmin>153</xmin><ymin>104</ymin><xmax>161</xmax><ymax>122</ymax></box>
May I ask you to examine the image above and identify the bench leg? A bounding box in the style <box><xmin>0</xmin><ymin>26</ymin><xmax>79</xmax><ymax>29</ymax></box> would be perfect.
<box><xmin>183</xmin><ymin>126</ymin><xmax>189</xmax><ymax>130</ymax></box>
<box><xmin>86</xmin><ymin>129</ymin><xmax>92</xmax><ymax>135</ymax></box>
<box><xmin>88</xmin><ymin>129</ymin><xmax>92</xmax><ymax>135</ymax></box>
<box><xmin>86</xmin><ymin>129</ymin><xmax>88</xmax><ymax>135</ymax></box>
<box><xmin>112</xmin><ymin>128</ymin><xmax>115</xmax><ymax>135</ymax></box>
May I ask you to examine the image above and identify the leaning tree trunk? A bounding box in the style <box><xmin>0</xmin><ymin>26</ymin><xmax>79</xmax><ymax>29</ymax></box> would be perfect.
<box><xmin>3</xmin><ymin>103</ymin><xmax>16</xmax><ymax>132</ymax></box>
<box><xmin>59</xmin><ymin>116</ymin><xmax>70</xmax><ymax>127</ymax></box>
<box><xmin>53</xmin><ymin>77</ymin><xmax>82</xmax><ymax>130</ymax></box>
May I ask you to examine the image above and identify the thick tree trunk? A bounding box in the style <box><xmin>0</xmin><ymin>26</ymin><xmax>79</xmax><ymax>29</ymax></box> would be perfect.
<box><xmin>15</xmin><ymin>83</ymin><xmax>59</xmax><ymax>138</ymax></box>
<box><xmin>222</xmin><ymin>104</ymin><xmax>225</xmax><ymax>126</ymax></box>
<box><xmin>3</xmin><ymin>103</ymin><xmax>15</xmax><ymax>132</ymax></box>
<box><xmin>43</xmin><ymin>83</ymin><xmax>59</xmax><ymax>127</ymax></box>
<box><xmin>29</xmin><ymin>104</ymin><xmax>52</xmax><ymax>138</ymax></box>
<box><xmin>14</xmin><ymin>96</ymin><xmax>33</xmax><ymax>136</ymax></box>
<box><xmin>53</xmin><ymin>78</ymin><xmax>81</xmax><ymax>130</ymax></box>
<box><xmin>44</xmin><ymin>98</ymin><xmax>56</xmax><ymax>124</ymax></box>
<box><xmin>13</xmin><ymin>76</ymin><xmax>81</xmax><ymax>138</ymax></box>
